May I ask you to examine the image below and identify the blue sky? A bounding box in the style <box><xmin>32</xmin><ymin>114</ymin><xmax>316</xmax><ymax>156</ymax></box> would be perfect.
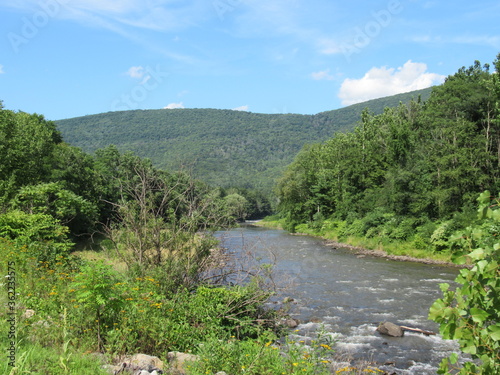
<box><xmin>0</xmin><ymin>0</ymin><xmax>499</xmax><ymax>120</ymax></box>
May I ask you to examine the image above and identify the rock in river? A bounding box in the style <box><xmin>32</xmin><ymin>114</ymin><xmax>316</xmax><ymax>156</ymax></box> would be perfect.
<box><xmin>376</xmin><ymin>322</ymin><xmax>405</xmax><ymax>337</ymax></box>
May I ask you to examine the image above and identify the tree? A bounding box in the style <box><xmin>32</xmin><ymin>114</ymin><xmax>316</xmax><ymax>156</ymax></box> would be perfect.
<box><xmin>224</xmin><ymin>193</ymin><xmax>249</xmax><ymax>221</ymax></box>
<box><xmin>12</xmin><ymin>182</ymin><xmax>98</xmax><ymax>236</ymax></box>
<box><xmin>0</xmin><ymin>109</ymin><xmax>62</xmax><ymax>203</ymax></box>
<box><xmin>101</xmin><ymin>149</ymin><xmax>230</xmax><ymax>274</ymax></box>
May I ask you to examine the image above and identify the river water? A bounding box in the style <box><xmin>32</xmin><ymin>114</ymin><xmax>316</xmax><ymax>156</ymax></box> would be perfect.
<box><xmin>216</xmin><ymin>224</ymin><xmax>463</xmax><ymax>374</ymax></box>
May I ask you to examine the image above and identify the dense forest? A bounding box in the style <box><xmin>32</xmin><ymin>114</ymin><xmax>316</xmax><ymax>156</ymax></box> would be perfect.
<box><xmin>276</xmin><ymin>59</ymin><xmax>500</xmax><ymax>249</ymax></box>
<box><xmin>56</xmin><ymin>88</ymin><xmax>432</xmax><ymax>194</ymax></box>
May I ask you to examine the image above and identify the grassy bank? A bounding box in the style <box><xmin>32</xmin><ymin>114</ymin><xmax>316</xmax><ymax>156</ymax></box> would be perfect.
<box><xmin>1</xmin><ymin>236</ymin><xmax>389</xmax><ymax>375</ymax></box>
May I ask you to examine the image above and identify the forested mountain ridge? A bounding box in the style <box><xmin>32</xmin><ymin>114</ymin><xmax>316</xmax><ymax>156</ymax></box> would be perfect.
<box><xmin>56</xmin><ymin>88</ymin><xmax>432</xmax><ymax>192</ymax></box>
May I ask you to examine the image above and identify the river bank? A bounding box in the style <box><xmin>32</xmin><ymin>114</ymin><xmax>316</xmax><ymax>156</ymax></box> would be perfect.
<box><xmin>249</xmin><ymin>219</ymin><xmax>460</xmax><ymax>268</ymax></box>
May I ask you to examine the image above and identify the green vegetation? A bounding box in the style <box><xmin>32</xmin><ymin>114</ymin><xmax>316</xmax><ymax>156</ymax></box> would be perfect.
<box><xmin>55</xmin><ymin>88</ymin><xmax>431</xmax><ymax>195</ymax></box>
<box><xmin>429</xmin><ymin>191</ymin><xmax>500</xmax><ymax>374</ymax></box>
<box><xmin>0</xmin><ymin>101</ymin><xmax>339</xmax><ymax>374</ymax></box>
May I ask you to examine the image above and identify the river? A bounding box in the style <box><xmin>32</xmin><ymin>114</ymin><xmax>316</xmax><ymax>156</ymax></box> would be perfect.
<box><xmin>216</xmin><ymin>224</ymin><xmax>463</xmax><ymax>374</ymax></box>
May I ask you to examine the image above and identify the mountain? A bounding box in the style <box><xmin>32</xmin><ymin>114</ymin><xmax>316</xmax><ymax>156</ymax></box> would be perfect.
<box><xmin>56</xmin><ymin>87</ymin><xmax>432</xmax><ymax>193</ymax></box>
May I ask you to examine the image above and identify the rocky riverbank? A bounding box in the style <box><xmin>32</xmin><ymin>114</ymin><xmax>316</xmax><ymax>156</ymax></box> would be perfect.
<box><xmin>323</xmin><ymin>240</ymin><xmax>463</xmax><ymax>268</ymax></box>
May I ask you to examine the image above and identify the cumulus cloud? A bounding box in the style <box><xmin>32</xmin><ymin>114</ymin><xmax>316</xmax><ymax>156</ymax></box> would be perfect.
<box><xmin>311</xmin><ymin>69</ymin><xmax>334</xmax><ymax>81</ymax></box>
<box><xmin>232</xmin><ymin>105</ymin><xmax>249</xmax><ymax>111</ymax></box>
<box><xmin>338</xmin><ymin>60</ymin><xmax>445</xmax><ymax>106</ymax></box>
<box><xmin>126</xmin><ymin>66</ymin><xmax>145</xmax><ymax>79</ymax></box>
<box><xmin>0</xmin><ymin>65</ymin><xmax>4</xmax><ymax>74</ymax></box>
<box><xmin>163</xmin><ymin>102</ymin><xmax>185</xmax><ymax>109</ymax></box>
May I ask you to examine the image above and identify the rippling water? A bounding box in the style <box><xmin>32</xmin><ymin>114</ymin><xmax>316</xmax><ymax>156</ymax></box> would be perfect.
<box><xmin>216</xmin><ymin>224</ymin><xmax>463</xmax><ymax>374</ymax></box>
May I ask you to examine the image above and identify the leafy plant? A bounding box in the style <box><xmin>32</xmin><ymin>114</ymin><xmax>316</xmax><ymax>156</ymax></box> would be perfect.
<box><xmin>71</xmin><ymin>261</ymin><xmax>125</xmax><ymax>351</ymax></box>
<box><xmin>429</xmin><ymin>191</ymin><xmax>500</xmax><ymax>374</ymax></box>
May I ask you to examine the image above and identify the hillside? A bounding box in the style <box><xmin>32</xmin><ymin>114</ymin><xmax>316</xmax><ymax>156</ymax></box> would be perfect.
<box><xmin>56</xmin><ymin>87</ymin><xmax>432</xmax><ymax>193</ymax></box>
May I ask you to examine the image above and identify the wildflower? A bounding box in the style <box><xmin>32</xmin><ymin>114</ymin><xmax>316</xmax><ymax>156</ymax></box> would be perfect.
<box><xmin>320</xmin><ymin>344</ymin><xmax>332</xmax><ymax>350</ymax></box>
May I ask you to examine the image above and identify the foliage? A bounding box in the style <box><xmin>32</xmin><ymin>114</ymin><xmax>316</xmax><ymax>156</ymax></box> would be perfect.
<box><xmin>71</xmin><ymin>262</ymin><xmax>126</xmax><ymax>351</ymax></box>
<box><xmin>429</xmin><ymin>191</ymin><xmax>500</xmax><ymax>374</ymax></box>
<box><xmin>0</xmin><ymin>108</ymin><xmax>62</xmax><ymax>203</ymax></box>
<box><xmin>188</xmin><ymin>331</ymin><xmax>334</xmax><ymax>375</ymax></box>
<box><xmin>12</xmin><ymin>182</ymin><xmax>98</xmax><ymax>236</ymax></box>
<box><xmin>0</xmin><ymin>209</ymin><xmax>73</xmax><ymax>263</ymax></box>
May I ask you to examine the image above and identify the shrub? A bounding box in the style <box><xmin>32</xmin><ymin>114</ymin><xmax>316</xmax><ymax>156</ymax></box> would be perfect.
<box><xmin>429</xmin><ymin>191</ymin><xmax>500</xmax><ymax>374</ymax></box>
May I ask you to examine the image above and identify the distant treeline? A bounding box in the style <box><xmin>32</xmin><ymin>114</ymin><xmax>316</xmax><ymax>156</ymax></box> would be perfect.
<box><xmin>56</xmin><ymin>88</ymin><xmax>432</xmax><ymax>194</ymax></box>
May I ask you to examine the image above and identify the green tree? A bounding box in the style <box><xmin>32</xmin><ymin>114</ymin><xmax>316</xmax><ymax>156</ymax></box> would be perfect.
<box><xmin>224</xmin><ymin>193</ymin><xmax>249</xmax><ymax>221</ymax></box>
<box><xmin>12</xmin><ymin>182</ymin><xmax>98</xmax><ymax>236</ymax></box>
<box><xmin>0</xmin><ymin>109</ymin><xmax>62</xmax><ymax>202</ymax></box>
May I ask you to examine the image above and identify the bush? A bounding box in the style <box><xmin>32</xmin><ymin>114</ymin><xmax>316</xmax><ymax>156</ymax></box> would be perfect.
<box><xmin>0</xmin><ymin>210</ymin><xmax>73</xmax><ymax>264</ymax></box>
<box><xmin>188</xmin><ymin>331</ymin><xmax>333</xmax><ymax>375</ymax></box>
<box><xmin>429</xmin><ymin>191</ymin><xmax>500</xmax><ymax>374</ymax></box>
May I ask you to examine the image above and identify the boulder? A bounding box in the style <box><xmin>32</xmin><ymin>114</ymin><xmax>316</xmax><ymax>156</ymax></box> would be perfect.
<box><xmin>376</xmin><ymin>322</ymin><xmax>404</xmax><ymax>337</ymax></box>
<box><xmin>284</xmin><ymin>318</ymin><xmax>299</xmax><ymax>328</ymax></box>
<box><xmin>22</xmin><ymin>309</ymin><xmax>36</xmax><ymax>319</ymax></box>
<box><xmin>167</xmin><ymin>351</ymin><xmax>200</xmax><ymax>374</ymax></box>
<box><xmin>128</xmin><ymin>354</ymin><xmax>164</xmax><ymax>371</ymax></box>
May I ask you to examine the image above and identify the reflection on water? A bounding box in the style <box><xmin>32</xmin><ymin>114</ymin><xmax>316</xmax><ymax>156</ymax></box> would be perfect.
<box><xmin>216</xmin><ymin>224</ymin><xmax>462</xmax><ymax>374</ymax></box>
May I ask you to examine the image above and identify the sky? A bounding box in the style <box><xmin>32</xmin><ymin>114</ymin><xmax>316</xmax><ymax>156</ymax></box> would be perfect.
<box><xmin>0</xmin><ymin>0</ymin><xmax>499</xmax><ymax>120</ymax></box>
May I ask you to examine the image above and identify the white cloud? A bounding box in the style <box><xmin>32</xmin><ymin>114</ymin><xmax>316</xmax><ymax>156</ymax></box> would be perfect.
<box><xmin>311</xmin><ymin>69</ymin><xmax>334</xmax><ymax>81</ymax></box>
<box><xmin>0</xmin><ymin>65</ymin><xmax>4</xmax><ymax>74</ymax></box>
<box><xmin>126</xmin><ymin>66</ymin><xmax>145</xmax><ymax>79</ymax></box>
<box><xmin>232</xmin><ymin>105</ymin><xmax>249</xmax><ymax>111</ymax></box>
<box><xmin>338</xmin><ymin>60</ymin><xmax>445</xmax><ymax>106</ymax></box>
<box><xmin>163</xmin><ymin>102</ymin><xmax>184</xmax><ymax>109</ymax></box>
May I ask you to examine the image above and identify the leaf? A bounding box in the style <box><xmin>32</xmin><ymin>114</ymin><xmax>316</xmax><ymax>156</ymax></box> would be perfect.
<box><xmin>449</xmin><ymin>352</ymin><xmax>459</xmax><ymax>364</ymax></box>
<box><xmin>468</xmin><ymin>248</ymin><xmax>485</xmax><ymax>261</ymax></box>
<box><xmin>429</xmin><ymin>299</ymin><xmax>446</xmax><ymax>319</ymax></box>
<box><xmin>462</xmin><ymin>343</ymin><xmax>477</xmax><ymax>355</ymax></box>
<box><xmin>488</xmin><ymin>325</ymin><xmax>500</xmax><ymax>341</ymax></box>
<box><xmin>470</xmin><ymin>308</ymin><xmax>489</xmax><ymax>324</ymax></box>
<box><xmin>439</xmin><ymin>283</ymin><xmax>450</xmax><ymax>293</ymax></box>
